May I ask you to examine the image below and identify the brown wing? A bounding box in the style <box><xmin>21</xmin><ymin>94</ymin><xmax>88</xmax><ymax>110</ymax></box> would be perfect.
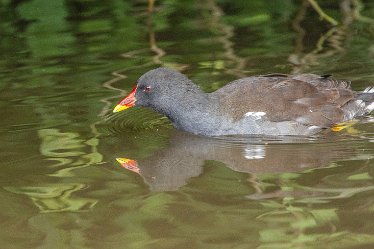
<box><xmin>291</xmin><ymin>74</ymin><xmax>351</xmax><ymax>89</ymax></box>
<box><xmin>213</xmin><ymin>74</ymin><xmax>355</xmax><ymax>127</ymax></box>
<box><xmin>262</xmin><ymin>73</ymin><xmax>351</xmax><ymax>89</ymax></box>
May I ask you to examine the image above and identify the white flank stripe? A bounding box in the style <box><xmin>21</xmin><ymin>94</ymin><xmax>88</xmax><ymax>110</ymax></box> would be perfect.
<box><xmin>245</xmin><ymin>112</ymin><xmax>266</xmax><ymax>120</ymax></box>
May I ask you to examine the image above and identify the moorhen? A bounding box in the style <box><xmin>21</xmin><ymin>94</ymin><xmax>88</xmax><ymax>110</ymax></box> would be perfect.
<box><xmin>113</xmin><ymin>68</ymin><xmax>374</xmax><ymax>136</ymax></box>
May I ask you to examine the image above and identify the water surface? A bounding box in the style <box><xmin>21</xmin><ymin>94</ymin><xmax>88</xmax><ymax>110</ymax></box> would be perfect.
<box><xmin>1</xmin><ymin>1</ymin><xmax>374</xmax><ymax>248</ymax></box>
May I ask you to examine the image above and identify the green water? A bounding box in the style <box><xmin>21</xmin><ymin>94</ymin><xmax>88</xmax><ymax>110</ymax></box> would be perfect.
<box><xmin>1</xmin><ymin>0</ymin><xmax>374</xmax><ymax>248</ymax></box>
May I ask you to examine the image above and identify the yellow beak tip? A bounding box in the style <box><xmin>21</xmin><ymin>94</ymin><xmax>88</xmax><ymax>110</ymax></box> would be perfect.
<box><xmin>113</xmin><ymin>105</ymin><xmax>129</xmax><ymax>113</ymax></box>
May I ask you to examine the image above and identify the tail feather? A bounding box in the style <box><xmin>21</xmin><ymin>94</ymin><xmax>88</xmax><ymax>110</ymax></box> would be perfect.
<box><xmin>342</xmin><ymin>87</ymin><xmax>374</xmax><ymax>120</ymax></box>
<box><xmin>357</xmin><ymin>88</ymin><xmax>374</xmax><ymax>113</ymax></box>
<box><xmin>365</xmin><ymin>102</ymin><xmax>374</xmax><ymax>113</ymax></box>
<box><xmin>363</xmin><ymin>87</ymin><xmax>374</xmax><ymax>93</ymax></box>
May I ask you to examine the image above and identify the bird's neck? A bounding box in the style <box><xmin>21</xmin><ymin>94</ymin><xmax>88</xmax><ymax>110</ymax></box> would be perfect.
<box><xmin>161</xmin><ymin>92</ymin><xmax>221</xmax><ymax>135</ymax></box>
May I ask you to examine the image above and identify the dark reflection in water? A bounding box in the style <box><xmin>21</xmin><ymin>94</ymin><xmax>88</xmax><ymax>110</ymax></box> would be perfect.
<box><xmin>114</xmin><ymin>131</ymin><xmax>370</xmax><ymax>191</ymax></box>
<box><xmin>100</xmin><ymin>130</ymin><xmax>374</xmax><ymax>249</ymax></box>
<box><xmin>1</xmin><ymin>0</ymin><xmax>374</xmax><ymax>248</ymax></box>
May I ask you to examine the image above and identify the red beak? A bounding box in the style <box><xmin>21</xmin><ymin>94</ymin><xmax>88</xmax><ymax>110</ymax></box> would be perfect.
<box><xmin>113</xmin><ymin>86</ymin><xmax>137</xmax><ymax>113</ymax></box>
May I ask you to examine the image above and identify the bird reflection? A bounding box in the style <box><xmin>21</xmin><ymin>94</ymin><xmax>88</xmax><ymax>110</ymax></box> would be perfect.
<box><xmin>116</xmin><ymin>131</ymin><xmax>359</xmax><ymax>191</ymax></box>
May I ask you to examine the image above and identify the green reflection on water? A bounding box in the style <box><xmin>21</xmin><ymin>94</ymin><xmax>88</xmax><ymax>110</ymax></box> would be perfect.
<box><xmin>0</xmin><ymin>0</ymin><xmax>374</xmax><ymax>248</ymax></box>
<box><xmin>4</xmin><ymin>184</ymin><xmax>97</xmax><ymax>212</ymax></box>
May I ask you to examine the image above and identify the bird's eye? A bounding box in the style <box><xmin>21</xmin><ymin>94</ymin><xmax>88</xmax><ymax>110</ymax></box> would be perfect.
<box><xmin>144</xmin><ymin>86</ymin><xmax>151</xmax><ymax>92</ymax></box>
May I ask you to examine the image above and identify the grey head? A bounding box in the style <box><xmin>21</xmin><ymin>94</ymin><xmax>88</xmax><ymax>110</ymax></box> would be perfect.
<box><xmin>135</xmin><ymin>68</ymin><xmax>203</xmax><ymax>116</ymax></box>
<box><xmin>135</xmin><ymin>67</ymin><xmax>203</xmax><ymax>108</ymax></box>
<box><xmin>134</xmin><ymin>68</ymin><xmax>220</xmax><ymax>134</ymax></box>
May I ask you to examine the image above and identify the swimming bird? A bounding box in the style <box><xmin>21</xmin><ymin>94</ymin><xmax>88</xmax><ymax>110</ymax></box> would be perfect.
<box><xmin>113</xmin><ymin>68</ymin><xmax>374</xmax><ymax>136</ymax></box>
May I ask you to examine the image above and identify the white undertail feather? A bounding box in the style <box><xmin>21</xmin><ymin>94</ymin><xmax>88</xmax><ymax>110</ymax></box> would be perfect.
<box><xmin>363</xmin><ymin>87</ymin><xmax>374</xmax><ymax>93</ymax></box>
<box><xmin>363</xmin><ymin>87</ymin><xmax>374</xmax><ymax>113</ymax></box>
<box><xmin>366</xmin><ymin>102</ymin><xmax>374</xmax><ymax>113</ymax></box>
